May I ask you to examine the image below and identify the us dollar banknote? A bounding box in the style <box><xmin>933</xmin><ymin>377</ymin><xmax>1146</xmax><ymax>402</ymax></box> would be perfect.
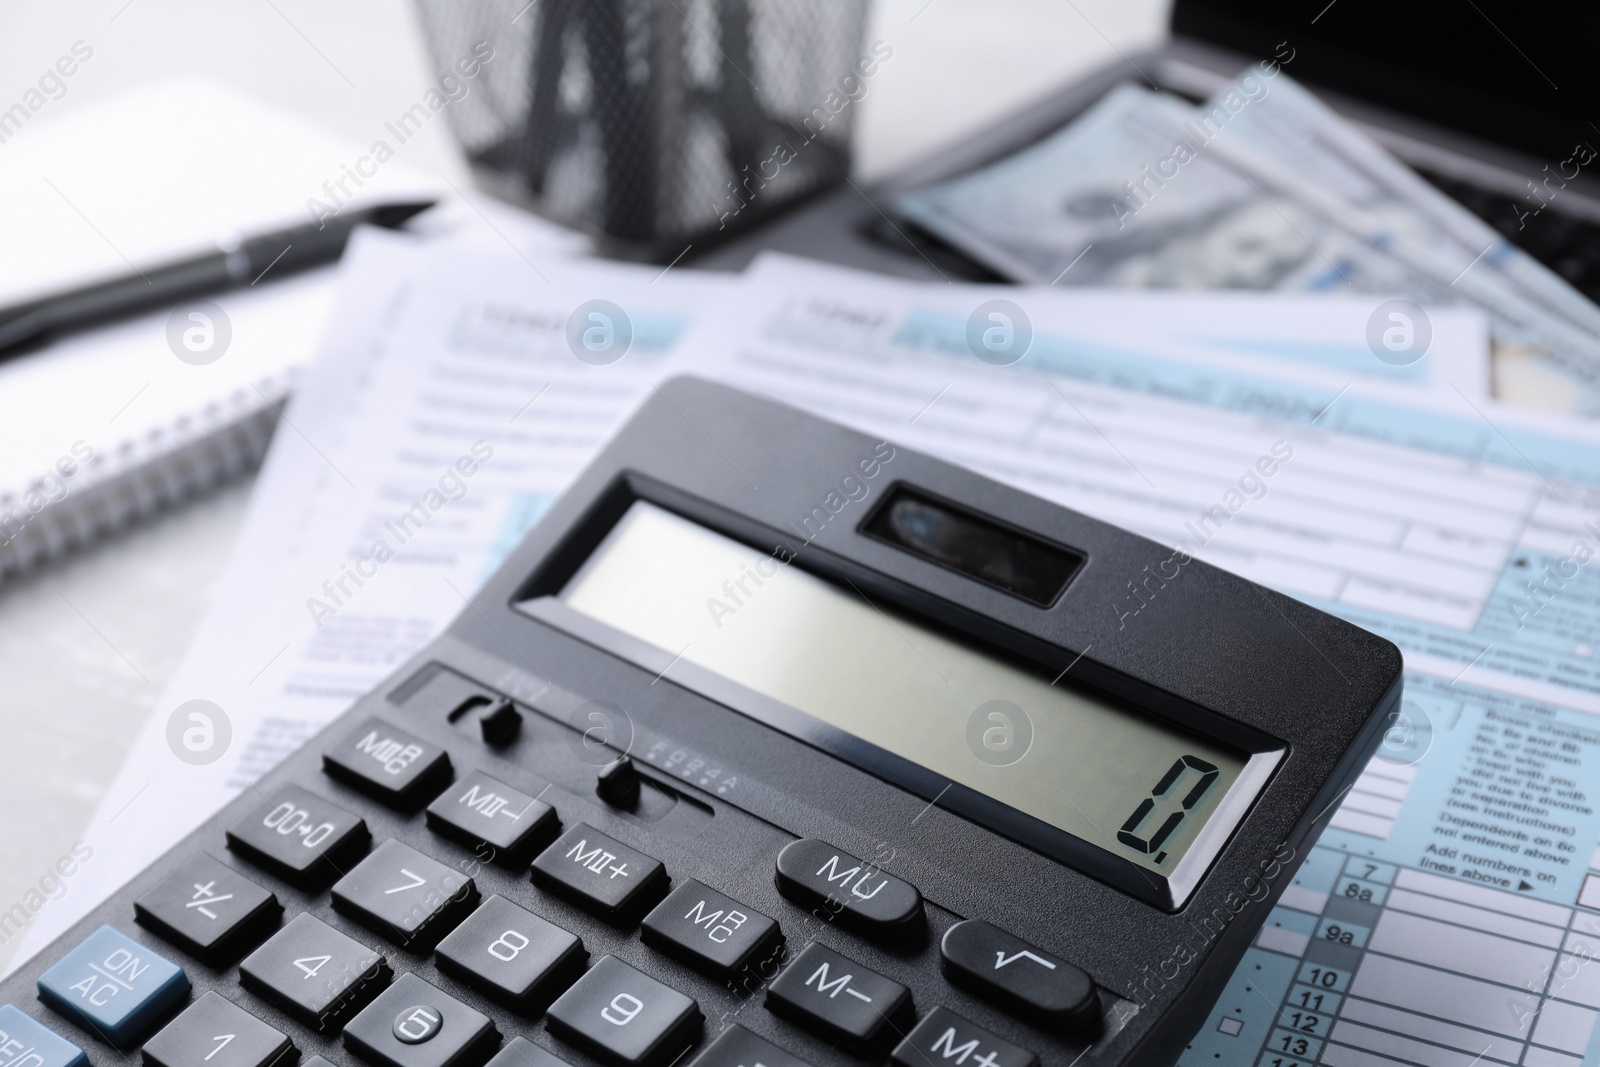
<box><xmin>896</xmin><ymin>72</ymin><xmax>1600</xmax><ymax>409</ymax></box>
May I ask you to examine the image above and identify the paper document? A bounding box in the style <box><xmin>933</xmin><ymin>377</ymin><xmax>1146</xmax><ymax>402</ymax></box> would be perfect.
<box><xmin>750</xmin><ymin>251</ymin><xmax>1490</xmax><ymax>400</ymax></box>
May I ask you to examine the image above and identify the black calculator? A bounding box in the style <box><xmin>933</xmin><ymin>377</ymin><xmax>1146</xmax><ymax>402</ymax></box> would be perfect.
<box><xmin>1</xmin><ymin>377</ymin><xmax>1402</xmax><ymax>1067</ymax></box>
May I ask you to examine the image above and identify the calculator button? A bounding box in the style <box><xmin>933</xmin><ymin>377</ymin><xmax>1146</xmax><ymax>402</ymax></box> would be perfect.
<box><xmin>323</xmin><ymin>717</ymin><xmax>453</xmax><ymax>809</ymax></box>
<box><xmin>530</xmin><ymin>825</ymin><xmax>666</xmax><ymax>924</ymax></box>
<box><xmin>134</xmin><ymin>854</ymin><xmax>282</xmax><ymax>965</ymax></box>
<box><xmin>343</xmin><ymin>974</ymin><xmax>499</xmax><ymax>1067</ymax></box>
<box><xmin>640</xmin><ymin>881</ymin><xmax>780</xmax><ymax>980</ymax></box>
<box><xmin>425</xmin><ymin>771</ymin><xmax>559</xmax><ymax>867</ymax></box>
<box><xmin>773</xmin><ymin>839</ymin><xmax>922</xmax><ymax>942</ymax></box>
<box><xmin>226</xmin><ymin>785</ymin><xmax>370</xmax><ymax>888</ymax></box>
<box><xmin>0</xmin><ymin>1003</ymin><xmax>88</xmax><ymax>1067</ymax></box>
<box><xmin>544</xmin><ymin>956</ymin><xmax>701</xmax><ymax>1067</ymax></box>
<box><xmin>238</xmin><ymin>913</ymin><xmax>390</xmax><ymax>1031</ymax></box>
<box><xmin>889</xmin><ymin>1007</ymin><xmax>1037</xmax><ymax>1067</ymax></box>
<box><xmin>939</xmin><ymin>920</ymin><xmax>1098</xmax><ymax>1033</ymax></box>
<box><xmin>434</xmin><ymin>895</ymin><xmax>586</xmax><ymax>1013</ymax></box>
<box><xmin>142</xmin><ymin>991</ymin><xmax>294</xmax><ymax>1067</ymax></box>
<box><xmin>393</xmin><ymin>1005</ymin><xmax>443</xmax><ymax>1044</ymax></box>
<box><xmin>483</xmin><ymin>1037</ymin><xmax>572</xmax><ymax>1067</ymax></box>
<box><xmin>685</xmin><ymin>1025</ymin><xmax>810</xmax><ymax>1067</ymax></box>
<box><xmin>36</xmin><ymin>926</ymin><xmax>188</xmax><ymax>1048</ymax></box>
<box><xmin>764</xmin><ymin>942</ymin><xmax>912</xmax><ymax>1055</ymax></box>
<box><xmin>331</xmin><ymin>840</ymin><xmax>480</xmax><ymax>950</ymax></box>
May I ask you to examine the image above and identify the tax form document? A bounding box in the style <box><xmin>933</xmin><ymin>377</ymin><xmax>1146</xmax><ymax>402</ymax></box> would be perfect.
<box><xmin>685</xmin><ymin>257</ymin><xmax>1600</xmax><ymax>1067</ymax></box>
<box><xmin>5</xmin><ymin>234</ymin><xmax>738</xmax><ymax>969</ymax></box>
<box><xmin>746</xmin><ymin>253</ymin><xmax>1491</xmax><ymax>402</ymax></box>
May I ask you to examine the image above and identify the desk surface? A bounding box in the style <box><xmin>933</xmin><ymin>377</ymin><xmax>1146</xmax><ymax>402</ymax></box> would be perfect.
<box><xmin>0</xmin><ymin>0</ymin><xmax>1168</xmax><ymax>971</ymax></box>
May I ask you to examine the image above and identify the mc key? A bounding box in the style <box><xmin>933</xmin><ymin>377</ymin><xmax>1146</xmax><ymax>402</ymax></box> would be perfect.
<box><xmin>640</xmin><ymin>881</ymin><xmax>780</xmax><ymax>980</ymax></box>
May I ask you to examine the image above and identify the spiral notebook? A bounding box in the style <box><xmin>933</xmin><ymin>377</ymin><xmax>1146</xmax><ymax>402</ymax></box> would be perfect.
<box><xmin>0</xmin><ymin>77</ymin><xmax>581</xmax><ymax>578</ymax></box>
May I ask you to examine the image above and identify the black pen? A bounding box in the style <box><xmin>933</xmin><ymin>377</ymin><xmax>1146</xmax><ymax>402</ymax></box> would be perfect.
<box><xmin>0</xmin><ymin>199</ymin><xmax>436</xmax><ymax>358</ymax></box>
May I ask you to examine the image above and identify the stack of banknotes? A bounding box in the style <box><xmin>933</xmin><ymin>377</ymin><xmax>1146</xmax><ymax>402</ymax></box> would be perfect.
<box><xmin>896</xmin><ymin>67</ymin><xmax>1600</xmax><ymax>412</ymax></box>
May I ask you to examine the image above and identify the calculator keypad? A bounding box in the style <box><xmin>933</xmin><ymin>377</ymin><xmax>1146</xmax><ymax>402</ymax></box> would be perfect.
<box><xmin>17</xmin><ymin>687</ymin><xmax>1066</xmax><ymax>1067</ymax></box>
<box><xmin>331</xmin><ymin>840</ymin><xmax>479</xmax><ymax>951</ymax></box>
<box><xmin>141</xmin><ymin>992</ymin><xmax>294</xmax><ymax>1067</ymax></box>
<box><xmin>134</xmin><ymin>854</ymin><xmax>282</xmax><ymax>966</ymax></box>
<box><xmin>239</xmin><ymin>913</ymin><xmax>390</xmax><ymax>1031</ymax></box>
<box><xmin>226</xmin><ymin>785</ymin><xmax>370</xmax><ymax>888</ymax></box>
<box><xmin>530</xmin><ymin>825</ymin><xmax>666</xmax><ymax>924</ymax></box>
<box><xmin>434</xmin><ymin>895</ymin><xmax>585</xmax><ymax>1013</ymax></box>
<box><xmin>544</xmin><ymin>956</ymin><xmax>701</xmax><ymax>1067</ymax></box>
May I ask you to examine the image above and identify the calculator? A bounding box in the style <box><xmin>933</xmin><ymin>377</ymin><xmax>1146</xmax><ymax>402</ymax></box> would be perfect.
<box><xmin>1</xmin><ymin>377</ymin><xmax>1403</xmax><ymax>1067</ymax></box>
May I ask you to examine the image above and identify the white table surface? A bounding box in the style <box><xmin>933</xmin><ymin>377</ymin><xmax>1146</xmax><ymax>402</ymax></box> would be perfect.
<box><xmin>0</xmin><ymin>0</ymin><xmax>1169</xmax><ymax>970</ymax></box>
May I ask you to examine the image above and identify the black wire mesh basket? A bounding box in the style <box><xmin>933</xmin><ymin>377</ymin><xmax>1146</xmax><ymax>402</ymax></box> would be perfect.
<box><xmin>415</xmin><ymin>0</ymin><xmax>873</xmax><ymax>259</ymax></box>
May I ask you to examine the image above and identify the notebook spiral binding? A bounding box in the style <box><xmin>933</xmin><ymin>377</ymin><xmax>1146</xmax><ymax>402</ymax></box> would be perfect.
<box><xmin>0</xmin><ymin>370</ymin><xmax>295</xmax><ymax>580</ymax></box>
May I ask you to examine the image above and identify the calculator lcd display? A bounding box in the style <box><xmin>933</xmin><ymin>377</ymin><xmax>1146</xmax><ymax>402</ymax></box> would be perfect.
<box><xmin>559</xmin><ymin>501</ymin><xmax>1250</xmax><ymax>876</ymax></box>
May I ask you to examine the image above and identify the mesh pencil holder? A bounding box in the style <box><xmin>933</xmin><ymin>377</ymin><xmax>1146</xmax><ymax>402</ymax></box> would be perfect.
<box><xmin>414</xmin><ymin>0</ymin><xmax>875</xmax><ymax>259</ymax></box>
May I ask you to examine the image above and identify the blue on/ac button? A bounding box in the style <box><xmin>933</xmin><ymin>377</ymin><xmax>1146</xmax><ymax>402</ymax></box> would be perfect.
<box><xmin>0</xmin><ymin>1004</ymin><xmax>88</xmax><ymax>1067</ymax></box>
<box><xmin>37</xmin><ymin>926</ymin><xmax>188</xmax><ymax>1048</ymax></box>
